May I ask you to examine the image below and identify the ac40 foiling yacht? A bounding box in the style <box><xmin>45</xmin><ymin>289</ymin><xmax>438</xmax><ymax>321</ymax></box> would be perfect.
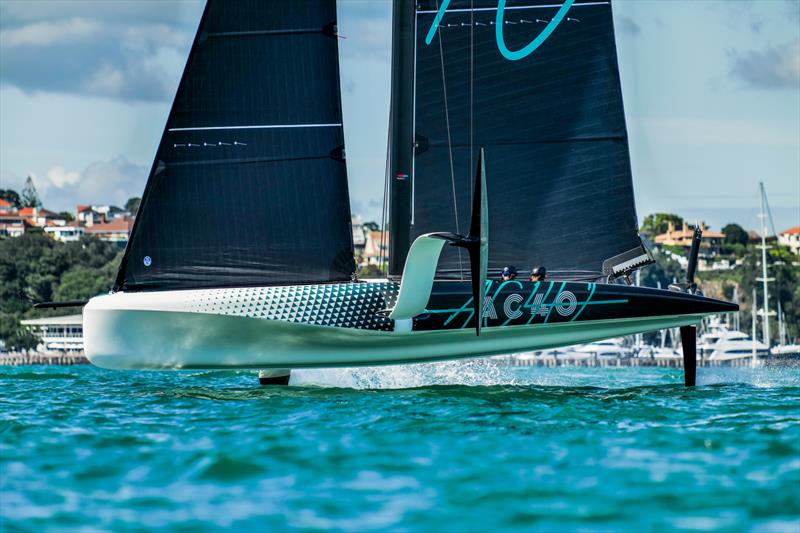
<box><xmin>74</xmin><ymin>0</ymin><xmax>736</xmax><ymax>386</ymax></box>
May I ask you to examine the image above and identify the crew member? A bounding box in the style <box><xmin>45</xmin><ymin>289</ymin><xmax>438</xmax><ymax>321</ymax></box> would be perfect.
<box><xmin>501</xmin><ymin>266</ymin><xmax>517</xmax><ymax>281</ymax></box>
<box><xmin>530</xmin><ymin>266</ymin><xmax>546</xmax><ymax>282</ymax></box>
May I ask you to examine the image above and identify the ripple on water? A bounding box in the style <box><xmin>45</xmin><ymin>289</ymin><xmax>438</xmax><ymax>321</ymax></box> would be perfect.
<box><xmin>1</xmin><ymin>364</ymin><xmax>799</xmax><ymax>531</ymax></box>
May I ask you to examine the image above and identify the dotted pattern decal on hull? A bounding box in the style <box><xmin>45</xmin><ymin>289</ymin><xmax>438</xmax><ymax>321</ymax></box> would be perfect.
<box><xmin>187</xmin><ymin>282</ymin><xmax>399</xmax><ymax>331</ymax></box>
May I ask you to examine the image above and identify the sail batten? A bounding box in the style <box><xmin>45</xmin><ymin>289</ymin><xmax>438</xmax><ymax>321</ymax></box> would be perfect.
<box><xmin>115</xmin><ymin>0</ymin><xmax>354</xmax><ymax>292</ymax></box>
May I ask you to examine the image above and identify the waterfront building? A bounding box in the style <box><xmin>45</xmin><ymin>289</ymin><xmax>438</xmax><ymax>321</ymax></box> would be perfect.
<box><xmin>20</xmin><ymin>314</ymin><xmax>84</xmax><ymax>353</ymax></box>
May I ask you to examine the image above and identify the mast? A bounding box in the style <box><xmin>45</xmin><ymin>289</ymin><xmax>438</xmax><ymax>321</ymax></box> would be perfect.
<box><xmin>757</xmin><ymin>182</ymin><xmax>772</xmax><ymax>349</ymax></box>
<box><xmin>388</xmin><ymin>0</ymin><xmax>416</xmax><ymax>277</ymax></box>
<box><xmin>752</xmin><ymin>287</ymin><xmax>757</xmax><ymax>364</ymax></box>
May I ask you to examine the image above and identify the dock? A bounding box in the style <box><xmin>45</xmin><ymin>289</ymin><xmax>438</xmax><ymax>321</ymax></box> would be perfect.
<box><xmin>495</xmin><ymin>353</ymin><xmax>797</xmax><ymax>368</ymax></box>
<box><xmin>0</xmin><ymin>352</ymin><xmax>90</xmax><ymax>366</ymax></box>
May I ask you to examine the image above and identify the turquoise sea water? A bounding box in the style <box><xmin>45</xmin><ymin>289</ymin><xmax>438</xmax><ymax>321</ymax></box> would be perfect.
<box><xmin>2</xmin><ymin>362</ymin><xmax>799</xmax><ymax>532</ymax></box>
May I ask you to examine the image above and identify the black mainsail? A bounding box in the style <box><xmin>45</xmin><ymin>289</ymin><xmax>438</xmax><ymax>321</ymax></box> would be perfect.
<box><xmin>389</xmin><ymin>0</ymin><xmax>651</xmax><ymax>280</ymax></box>
<box><xmin>115</xmin><ymin>0</ymin><xmax>354</xmax><ymax>291</ymax></box>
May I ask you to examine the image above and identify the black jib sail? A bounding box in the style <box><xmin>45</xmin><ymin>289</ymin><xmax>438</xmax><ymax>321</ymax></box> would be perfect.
<box><xmin>115</xmin><ymin>0</ymin><xmax>354</xmax><ymax>292</ymax></box>
<box><xmin>389</xmin><ymin>0</ymin><xmax>651</xmax><ymax>280</ymax></box>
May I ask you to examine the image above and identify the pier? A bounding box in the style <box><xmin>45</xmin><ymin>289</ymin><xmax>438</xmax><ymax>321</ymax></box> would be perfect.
<box><xmin>0</xmin><ymin>351</ymin><xmax>89</xmax><ymax>366</ymax></box>
<box><xmin>495</xmin><ymin>352</ymin><xmax>797</xmax><ymax>369</ymax></box>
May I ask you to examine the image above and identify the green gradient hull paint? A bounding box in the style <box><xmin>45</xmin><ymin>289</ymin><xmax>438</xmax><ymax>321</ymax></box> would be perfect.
<box><xmin>85</xmin><ymin>306</ymin><xmax>711</xmax><ymax>370</ymax></box>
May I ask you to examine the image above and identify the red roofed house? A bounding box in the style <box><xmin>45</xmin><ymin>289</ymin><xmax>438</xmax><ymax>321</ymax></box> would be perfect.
<box><xmin>0</xmin><ymin>198</ymin><xmax>14</xmax><ymax>214</ymax></box>
<box><xmin>778</xmin><ymin>226</ymin><xmax>800</xmax><ymax>255</ymax></box>
<box><xmin>84</xmin><ymin>217</ymin><xmax>134</xmax><ymax>248</ymax></box>
<box><xmin>17</xmin><ymin>207</ymin><xmax>67</xmax><ymax>227</ymax></box>
<box><xmin>362</xmin><ymin>230</ymin><xmax>389</xmax><ymax>266</ymax></box>
<box><xmin>654</xmin><ymin>221</ymin><xmax>725</xmax><ymax>255</ymax></box>
<box><xmin>0</xmin><ymin>214</ymin><xmax>28</xmax><ymax>238</ymax></box>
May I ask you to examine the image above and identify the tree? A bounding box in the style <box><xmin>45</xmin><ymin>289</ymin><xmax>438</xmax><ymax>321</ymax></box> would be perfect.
<box><xmin>640</xmin><ymin>213</ymin><xmax>683</xmax><ymax>236</ymax></box>
<box><xmin>56</xmin><ymin>211</ymin><xmax>75</xmax><ymax>223</ymax></box>
<box><xmin>722</xmin><ymin>223</ymin><xmax>748</xmax><ymax>246</ymax></box>
<box><xmin>125</xmin><ymin>197</ymin><xmax>141</xmax><ymax>215</ymax></box>
<box><xmin>19</xmin><ymin>176</ymin><xmax>42</xmax><ymax>208</ymax></box>
<box><xmin>640</xmin><ymin>251</ymin><xmax>684</xmax><ymax>289</ymax></box>
<box><xmin>0</xmin><ymin>234</ymin><xmax>120</xmax><ymax>350</ymax></box>
<box><xmin>0</xmin><ymin>189</ymin><xmax>21</xmax><ymax>208</ymax></box>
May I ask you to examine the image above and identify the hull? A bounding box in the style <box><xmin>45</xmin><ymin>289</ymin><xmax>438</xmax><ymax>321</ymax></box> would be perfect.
<box><xmin>84</xmin><ymin>280</ymin><xmax>737</xmax><ymax>370</ymax></box>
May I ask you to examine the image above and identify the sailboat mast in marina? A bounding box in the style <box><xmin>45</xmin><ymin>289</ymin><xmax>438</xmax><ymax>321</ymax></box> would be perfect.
<box><xmin>83</xmin><ymin>0</ymin><xmax>738</xmax><ymax>386</ymax></box>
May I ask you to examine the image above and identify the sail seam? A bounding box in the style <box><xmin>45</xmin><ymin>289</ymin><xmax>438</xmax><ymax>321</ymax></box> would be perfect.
<box><xmin>163</xmin><ymin>154</ymin><xmax>335</xmax><ymax>168</ymax></box>
<box><xmin>205</xmin><ymin>28</ymin><xmax>325</xmax><ymax>38</ymax></box>
<box><xmin>425</xmin><ymin>135</ymin><xmax>626</xmax><ymax>148</ymax></box>
<box><xmin>417</xmin><ymin>2</ymin><xmax>608</xmax><ymax>14</ymax></box>
<box><xmin>168</xmin><ymin>123</ymin><xmax>342</xmax><ymax>132</ymax></box>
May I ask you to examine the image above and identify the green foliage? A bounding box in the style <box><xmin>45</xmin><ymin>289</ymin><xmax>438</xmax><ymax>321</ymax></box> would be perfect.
<box><xmin>720</xmin><ymin>242</ymin><xmax>747</xmax><ymax>257</ymax></box>
<box><xmin>125</xmin><ymin>197</ymin><xmax>141</xmax><ymax>215</ymax></box>
<box><xmin>700</xmin><ymin>245</ymin><xmax>800</xmax><ymax>343</ymax></box>
<box><xmin>640</xmin><ymin>213</ymin><xmax>683</xmax><ymax>236</ymax></box>
<box><xmin>0</xmin><ymin>234</ymin><xmax>120</xmax><ymax>351</ymax></box>
<box><xmin>640</xmin><ymin>250</ymin><xmax>684</xmax><ymax>289</ymax></box>
<box><xmin>722</xmin><ymin>223</ymin><xmax>748</xmax><ymax>246</ymax></box>
<box><xmin>0</xmin><ymin>189</ymin><xmax>21</xmax><ymax>209</ymax></box>
<box><xmin>56</xmin><ymin>211</ymin><xmax>75</xmax><ymax>223</ymax></box>
<box><xmin>357</xmin><ymin>263</ymin><xmax>386</xmax><ymax>279</ymax></box>
<box><xmin>20</xmin><ymin>176</ymin><xmax>42</xmax><ymax>209</ymax></box>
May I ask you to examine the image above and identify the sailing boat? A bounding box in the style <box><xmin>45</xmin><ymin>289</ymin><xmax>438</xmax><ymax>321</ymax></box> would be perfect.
<box><xmin>83</xmin><ymin>0</ymin><xmax>737</xmax><ymax>385</ymax></box>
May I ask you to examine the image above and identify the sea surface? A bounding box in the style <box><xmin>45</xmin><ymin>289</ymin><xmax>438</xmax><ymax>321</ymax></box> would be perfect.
<box><xmin>2</xmin><ymin>362</ymin><xmax>799</xmax><ymax>532</ymax></box>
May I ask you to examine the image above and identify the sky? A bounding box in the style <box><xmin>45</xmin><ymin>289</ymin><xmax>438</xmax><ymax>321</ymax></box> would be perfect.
<box><xmin>0</xmin><ymin>0</ymin><xmax>798</xmax><ymax>233</ymax></box>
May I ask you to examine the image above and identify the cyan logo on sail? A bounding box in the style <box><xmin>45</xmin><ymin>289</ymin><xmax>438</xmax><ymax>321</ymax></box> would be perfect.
<box><xmin>424</xmin><ymin>0</ymin><xmax>576</xmax><ymax>61</ymax></box>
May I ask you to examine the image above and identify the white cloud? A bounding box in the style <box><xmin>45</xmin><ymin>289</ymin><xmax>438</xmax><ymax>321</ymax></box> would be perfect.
<box><xmin>46</xmin><ymin>166</ymin><xmax>81</xmax><ymax>188</ymax></box>
<box><xmin>0</xmin><ymin>11</ymin><xmax>198</xmax><ymax>102</ymax></box>
<box><xmin>82</xmin><ymin>65</ymin><xmax>125</xmax><ymax>97</ymax></box>
<box><xmin>4</xmin><ymin>157</ymin><xmax>147</xmax><ymax>212</ymax></box>
<box><xmin>631</xmin><ymin>117</ymin><xmax>800</xmax><ymax>147</ymax></box>
<box><xmin>0</xmin><ymin>18</ymin><xmax>99</xmax><ymax>47</ymax></box>
<box><xmin>730</xmin><ymin>40</ymin><xmax>800</xmax><ymax>90</ymax></box>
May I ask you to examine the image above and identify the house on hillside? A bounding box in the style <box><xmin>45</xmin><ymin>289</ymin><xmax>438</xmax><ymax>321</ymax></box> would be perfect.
<box><xmin>0</xmin><ymin>199</ymin><xmax>14</xmax><ymax>214</ymax></box>
<box><xmin>0</xmin><ymin>214</ymin><xmax>28</xmax><ymax>238</ymax></box>
<box><xmin>77</xmin><ymin>205</ymin><xmax>130</xmax><ymax>226</ymax></box>
<box><xmin>654</xmin><ymin>221</ymin><xmax>724</xmax><ymax>256</ymax></box>
<box><xmin>778</xmin><ymin>227</ymin><xmax>800</xmax><ymax>255</ymax></box>
<box><xmin>44</xmin><ymin>222</ymin><xmax>85</xmax><ymax>243</ymax></box>
<box><xmin>17</xmin><ymin>207</ymin><xmax>67</xmax><ymax>227</ymax></box>
<box><xmin>352</xmin><ymin>215</ymin><xmax>367</xmax><ymax>255</ymax></box>
<box><xmin>362</xmin><ymin>231</ymin><xmax>389</xmax><ymax>266</ymax></box>
<box><xmin>84</xmin><ymin>217</ymin><xmax>134</xmax><ymax>248</ymax></box>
